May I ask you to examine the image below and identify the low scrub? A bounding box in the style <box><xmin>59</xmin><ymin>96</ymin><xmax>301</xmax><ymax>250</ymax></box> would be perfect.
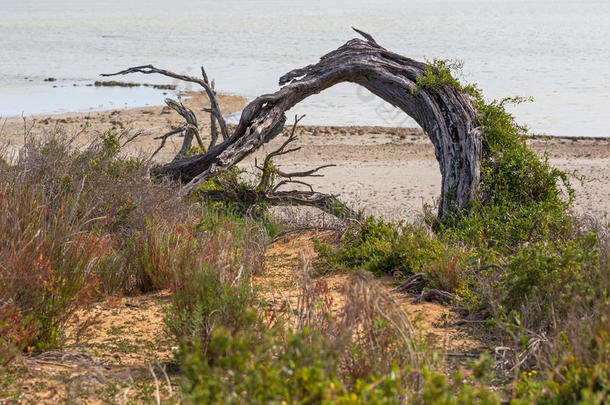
<box><xmin>168</xmin><ymin>245</ymin><xmax>436</xmax><ymax>403</ymax></box>
<box><xmin>162</xmin><ymin>213</ymin><xmax>267</xmax><ymax>348</ymax></box>
<box><xmin>0</xmin><ymin>174</ymin><xmax>107</xmax><ymax>350</ymax></box>
<box><xmin>315</xmin><ymin>217</ymin><xmax>474</xmax><ymax>296</ymax></box>
<box><xmin>0</xmin><ymin>130</ymin><xmax>185</xmax><ymax>352</ymax></box>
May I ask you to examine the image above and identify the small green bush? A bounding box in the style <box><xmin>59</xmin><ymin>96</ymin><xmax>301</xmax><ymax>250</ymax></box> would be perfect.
<box><xmin>417</xmin><ymin>367</ymin><xmax>500</xmax><ymax>405</ymax></box>
<box><xmin>500</xmin><ymin>234</ymin><xmax>598</xmax><ymax>315</ymax></box>
<box><xmin>159</xmin><ymin>208</ymin><xmax>267</xmax><ymax>346</ymax></box>
<box><xmin>475</xmin><ymin>97</ymin><xmax>572</xmax><ymax>209</ymax></box>
<box><xmin>175</xmin><ymin>277</ymin><xmax>415</xmax><ymax>404</ymax></box>
<box><xmin>19</xmin><ymin>130</ymin><xmax>179</xmax><ymax>239</ymax></box>
<box><xmin>165</xmin><ymin>266</ymin><xmax>258</xmax><ymax>350</ymax></box>
<box><xmin>180</xmin><ymin>327</ymin><xmax>341</xmax><ymax>404</ymax></box>
<box><xmin>436</xmin><ymin>200</ymin><xmax>574</xmax><ymax>259</ymax></box>
<box><xmin>194</xmin><ymin>165</ymin><xmax>282</xmax><ymax>237</ymax></box>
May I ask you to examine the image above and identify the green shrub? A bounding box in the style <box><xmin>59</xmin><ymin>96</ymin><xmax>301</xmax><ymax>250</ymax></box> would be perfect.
<box><xmin>120</xmin><ymin>219</ymin><xmax>188</xmax><ymax>293</ymax></box>
<box><xmin>0</xmin><ymin>130</ymin><xmax>195</xmax><ymax>352</ymax></box>
<box><xmin>18</xmin><ymin>130</ymin><xmax>179</xmax><ymax>239</ymax></box>
<box><xmin>436</xmin><ymin>200</ymin><xmax>574</xmax><ymax>260</ymax></box>
<box><xmin>180</xmin><ymin>327</ymin><xmax>342</xmax><ymax>404</ymax></box>
<box><xmin>165</xmin><ymin>265</ymin><xmax>258</xmax><ymax>350</ymax></box>
<box><xmin>500</xmin><ymin>234</ymin><xmax>598</xmax><ymax>316</ymax></box>
<box><xmin>161</xmin><ymin>209</ymin><xmax>267</xmax><ymax>346</ymax></box>
<box><xmin>476</xmin><ymin>97</ymin><xmax>572</xmax><ymax>208</ymax></box>
<box><xmin>513</xmin><ymin>358</ymin><xmax>610</xmax><ymax>404</ymax></box>
<box><xmin>508</xmin><ymin>233</ymin><xmax>609</xmax><ymax>403</ymax></box>
<box><xmin>315</xmin><ymin>217</ymin><xmax>473</xmax><ymax>292</ymax></box>
<box><xmin>417</xmin><ymin>367</ymin><xmax>500</xmax><ymax>405</ymax></box>
<box><xmin>179</xmin><ymin>324</ymin><xmax>412</xmax><ymax>404</ymax></box>
<box><xmin>316</xmin><ymin>217</ymin><xmax>437</xmax><ymax>276</ymax></box>
<box><xmin>194</xmin><ymin>165</ymin><xmax>282</xmax><ymax>237</ymax></box>
<box><xmin>411</xmin><ymin>59</ymin><xmax>479</xmax><ymax>97</ymax></box>
<box><xmin>173</xmin><ymin>250</ymin><xmax>427</xmax><ymax>403</ymax></box>
<box><xmin>185</xmin><ymin>145</ymin><xmax>206</xmax><ymax>157</ymax></box>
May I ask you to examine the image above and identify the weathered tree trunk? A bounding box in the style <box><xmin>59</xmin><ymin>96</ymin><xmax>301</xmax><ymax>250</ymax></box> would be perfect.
<box><xmin>151</xmin><ymin>30</ymin><xmax>482</xmax><ymax>217</ymax></box>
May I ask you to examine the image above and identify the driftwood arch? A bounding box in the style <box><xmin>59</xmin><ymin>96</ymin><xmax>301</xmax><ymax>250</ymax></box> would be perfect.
<box><xmin>106</xmin><ymin>30</ymin><xmax>482</xmax><ymax>217</ymax></box>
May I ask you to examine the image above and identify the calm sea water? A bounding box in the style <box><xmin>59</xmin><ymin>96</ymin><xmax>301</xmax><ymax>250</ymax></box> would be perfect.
<box><xmin>1</xmin><ymin>0</ymin><xmax>609</xmax><ymax>136</ymax></box>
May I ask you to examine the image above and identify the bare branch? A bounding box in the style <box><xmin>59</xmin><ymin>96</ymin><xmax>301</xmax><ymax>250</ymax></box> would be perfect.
<box><xmin>120</xmin><ymin>129</ymin><xmax>145</xmax><ymax>147</ymax></box>
<box><xmin>351</xmin><ymin>27</ymin><xmax>378</xmax><ymax>45</ymax></box>
<box><xmin>199</xmin><ymin>188</ymin><xmax>358</xmax><ymax>221</ymax></box>
<box><xmin>390</xmin><ymin>273</ymin><xmax>426</xmax><ymax>294</ymax></box>
<box><xmin>163</xmin><ymin>98</ymin><xmax>204</xmax><ymax>161</ymax></box>
<box><xmin>272</xmin><ymin>179</ymin><xmax>315</xmax><ymax>193</ymax></box>
<box><xmin>149</xmin><ymin>126</ymin><xmax>185</xmax><ymax>161</ymax></box>
<box><xmin>478</xmin><ymin>264</ymin><xmax>505</xmax><ymax>272</ymax></box>
<box><xmin>277</xmin><ymin>164</ymin><xmax>336</xmax><ymax>179</ymax></box>
<box><xmin>102</xmin><ymin>64</ymin><xmax>229</xmax><ymax>141</ymax></box>
<box><xmin>414</xmin><ymin>289</ymin><xmax>457</xmax><ymax>305</ymax></box>
<box><xmin>201</xmin><ymin>67</ymin><xmax>222</xmax><ymax>146</ymax></box>
<box><xmin>254</xmin><ymin>115</ymin><xmax>307</xmax><ymax>191</ymax></box>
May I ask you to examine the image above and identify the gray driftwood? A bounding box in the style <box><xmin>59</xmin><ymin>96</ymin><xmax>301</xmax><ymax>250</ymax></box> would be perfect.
<box><xmin>104</xmin><ymin>28</ymin><xmax>482</xmax><ymax>217</ymax></box>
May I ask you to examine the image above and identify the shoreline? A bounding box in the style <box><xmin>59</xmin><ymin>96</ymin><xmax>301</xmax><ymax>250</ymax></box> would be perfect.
<box><xmin>1</xmin><ymin>84</ymin><xmax>608</xmax><ymax>141</ymax></box>
<box><xmin>2</xmin><ymin>91</ymin><xmax>609</xmax><ymax>220</ymax></box>
<box><xmin>3</xmin><ymin>102</ymin><xmax>609</xmax><ymax>142</ymax></box>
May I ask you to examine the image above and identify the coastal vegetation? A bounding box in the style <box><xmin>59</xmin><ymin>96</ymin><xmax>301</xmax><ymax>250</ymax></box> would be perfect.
<box><xmin>1</xmin><ymin>33</ymin><xmax>609</xmax><ymax>403</ymax></box>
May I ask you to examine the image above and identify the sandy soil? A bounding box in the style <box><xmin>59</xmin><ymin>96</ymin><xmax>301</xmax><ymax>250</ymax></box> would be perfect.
<box><xmin>5</xmin><ymin>292</ymin><xmax>178</xmax><ymax>404</ymax></box>
<box><xmin>258</xmin><ymin>229</ymin><xmax>483</xmax><ymax>353</ymax></box>
<box><xmin>255</xmin><ymin>127</ymin><xmax>610</xmax><ymax>220</ymax></box>
<box><xmin>4</xmin><ymin>230</ymin><xmax>482</xmax><ymax>403</ymax></box>
<box><xmin>2</xmin><ymin>91</ymin><xmax>609</xmax><ymax>221</ymax></box>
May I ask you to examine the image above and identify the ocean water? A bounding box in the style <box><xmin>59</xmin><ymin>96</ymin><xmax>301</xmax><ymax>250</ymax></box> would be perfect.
<box><xmin>1</xmin><ymin>0</ymin><xmax>609</xmax><ymax>136</ymax></box>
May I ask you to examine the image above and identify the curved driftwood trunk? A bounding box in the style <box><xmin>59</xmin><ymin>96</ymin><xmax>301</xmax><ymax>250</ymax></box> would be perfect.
<box><xmin>152</xmin><ymin>31</ymin><xmax>482</xmax><ymax>217</ymax></box>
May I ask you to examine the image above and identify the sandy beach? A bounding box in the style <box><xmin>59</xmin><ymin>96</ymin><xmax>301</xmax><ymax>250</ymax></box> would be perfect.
<box><xmin>2</xmin><ymin>91</ymin><xmax>609</xmax><ymax>221</ymax></box>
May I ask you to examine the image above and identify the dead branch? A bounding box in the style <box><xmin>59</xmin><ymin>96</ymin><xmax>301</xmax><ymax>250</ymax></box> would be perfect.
<box><xmin>199</xmin><ymin>188</ymin><xmax>357</xmax><ymax>220</ymax></box>
<box><xmin>164</xmin><ymin>99</ymin><xmax>204</xmax><ymax>160</ymax></box>
<box><xmin>478</xmin><ymin>264</ymin><xmax>505</xmax><ymax>272</ymax></box>
<box><xmin>391</xmin><ymin>273</ymin><xmax>461</xmax><ymax>305</ymax></box>
<box><xmin>414</xmin><ymin>288</ymin><xmax>457</xmax><ymax>305</ymax></box>
<box><xmin>272</xmin><ymin>179</ymin><xmax>314</xmax><ymax>193</ymax></box>
<box><xmin>390</xmin><ymin>272</ymin><xmax>426</xmax><ymax>294</ymax></box>
<box><xmin>276</xmin><ymin>165</ymin><xmax>336</xmax><ymax>179</ymax></box>
<box><xmin>149</xmin><ymin>126</ymin><xmax>185</xmax><ymax>161</ymax></box>
<box><xmin>255</xmin><ymin>115</ymin><xmax>307</xmax><ymax>192</ymax></box>
<box><xmin>254</xmin><ymin>115</ymin><xmax>335</xmax><ymax>193</ymax></box>
<box><xmin>351</xmin><ymin>26</ymin><xmax>378</xmax><ymax>45</ymax></box>
<box><xmin>101</xmin><ymin>64</ymin><xmax>229</xmax><ymax>143</ymax></box>
<box><xmin>200</xmin><ymin>67</ymin><xmax>222</xmax><ymax>147</ymax></box>
<box><xmin>249</xmin><ymin>115</ymin><xmax>349</xmax><ymax>217</ymax></box>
